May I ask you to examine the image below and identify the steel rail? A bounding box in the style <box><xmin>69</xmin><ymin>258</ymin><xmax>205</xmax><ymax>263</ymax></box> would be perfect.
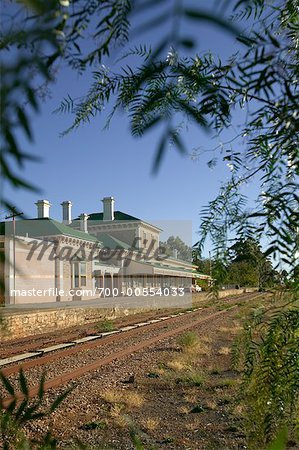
<box><xmin>1</xmin><ymin>303</ymin><xmax>246</xmax><ymax>408</ymax></box>
<box><xmin>1</xmin><ymin>292</ymin><xmax>262</xmax><ymax>377</ymax></box>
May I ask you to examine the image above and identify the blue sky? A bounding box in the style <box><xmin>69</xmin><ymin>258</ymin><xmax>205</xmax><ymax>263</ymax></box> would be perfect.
<box><xmin>2</xmin><ymin>2</ymin><xmax>259</xmax><ymax>252</ymax></box>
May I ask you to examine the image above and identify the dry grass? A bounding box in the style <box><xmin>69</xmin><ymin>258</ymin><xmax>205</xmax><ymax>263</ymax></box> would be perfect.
<box><xmin>196</xmin><ymin>342</ymin><xmax>211</xmax><ymax>356</ymax></box>
<box><xmin>183</xmin><ymin>388</ymin><xmax>198</xmax><ymax>404</ymax></box>
<box><xmin>166</xmin><ymin>357</ymin><xmax>189</xmax><ymax>371</ymax></box>
<box><xmin>109</xmin><ymin>405</ymin><xmax>129</xmax><ymax>429</ymax></box>
<box><xmin>213</xmin><ymin>378</ymin><xmax>238</xmax><ymax>389</ymax></box>
<box><xmin>166</xmin><ymin>344</ymin><xmax>210</xmax><ymax>374</ymax></box>
<box><xmin>101</xmin><ymin>389</ymin><xmax>144</xmax><ymax>410</ymax></box>
<box><xmin>177</xmin><ymin>332</ymin><xmax>199</xmax><ymax>353</ymax></box>
<box><xmin>104</xmin><ymin>391</ymin><xmax>143</xmax><ymax>429</ymax></box>
<box><xmin>218</xmin><ymin>346</ymin><xmax>231</xmax><ymax>355</ymax></box>
<box><xmin>176</xmin><ymin>332</ymin><xmax>211</xmax><ymax>357</ymax></box>
<box><xmin>233</xmin><ymin>404</ymin><xmax>246</xmax><ymax>417</ymax></box>
<box><xmin>219</xmin><ymin>326</ymin><xmax>234</xmax><ymax>333</ymax></box>
<box><xmin>175</xmin><ymin>368</ymin><xmax>205</xmax><ymax>387</ymax></box>
<box><xmin>101</xmin><ymin>389</ymin><xmax>123</xmax><ymax>404</ymax></box>
<box><xmin>124</xmin><ymin>391</ymin><xmax>144</xmax><ymax>409</ymax></box>
<box><xmin>219</xmin><ymin>325</ymin><xmax>243</xmax><ymax>336</ymax></box>
<box><xmin>177</xmin><ymin>405</ymin><xmax>190</xmax><ymax>415</ymax></box>
<box><xmin>140</xmin><ymin>417</ymin><xmax>160</xmax><ymax>431</ymax></box>
<box><xmin>205</xmin><ymin>400</ymin><xmax>218</xmax><ymax>410</ymax></box>
<box><xmin>156</xmin><ymin>367</ymin><xmax>166</xmax><ymax>377</ymax></box>
<box><xmin>185</xmin><ymin>421</ymin><xmax>200</xmax><ymax>432</ymax></box>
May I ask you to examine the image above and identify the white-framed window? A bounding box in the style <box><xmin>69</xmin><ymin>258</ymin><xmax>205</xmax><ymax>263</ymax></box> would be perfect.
<box><xmin>72</xmin><ymin>261</ymin><xmax>87</xmax><ymax>288</ymax></box>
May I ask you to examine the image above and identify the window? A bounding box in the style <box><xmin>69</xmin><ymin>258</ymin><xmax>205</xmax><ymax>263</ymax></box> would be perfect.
<box><xmin>80</xmin><ymin>262</ymin><xmax>87</xmax><ymax>286</ymax></box>
<box><xmin>150</xmin><ymin>233</ymin><xmax>156</xmax><ymax>249</ymax></box>
<box><xmin>72</xmin><ymin>261</ymin><xmax>87</xmax><ymax>288</ymax></box>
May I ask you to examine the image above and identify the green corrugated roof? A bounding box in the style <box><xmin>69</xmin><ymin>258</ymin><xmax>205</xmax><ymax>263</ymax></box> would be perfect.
<box><xmin>123</xmin><ymin>257</ymin><xmax>196</xmax><ymax>275</ymax></box>
<box><xmin>73</xmin><ymin>211</ymin><xmax>141</xmax><ymax>222</ymax></box>
<box><xmin>2</xmin><ymin>218</ymin><xmax>98</xmax><ymax>243</ymax></box>
<box><xmin>97</xmin><ymin>233</ymin><xmax>131</xmax><ymax>250</ymax></box>
<box><xmin>139</xmin><ymin>261</ymin><xmax>209</xmax><ymax>278</ymax></box>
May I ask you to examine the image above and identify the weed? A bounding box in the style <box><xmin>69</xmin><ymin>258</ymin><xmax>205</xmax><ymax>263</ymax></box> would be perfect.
<box><xmin>216</xmin><ymin>303</ymin><xmax>232</xmax><ymax>311</ymax></box>
<box><xmin>205</xmin><ymin>400</ymin><xmax>218</xmax><ymax>410</ymax></box>
<box><xmin>101</xmin><ymin>389</ymin><xmax>123</xmax><ymax>404</ymax></box>
<box><xmin>101</xmin><ymin>389</ymin><xmax>144</xmax><ymax>410</ymax></box>
<box><xmin>97</xmin><ymin>319</ymin><xmax>116</xmax><ymax>332</ymax></box>
<box><xmin>177</xmin><ymin>332</ymin><xmax>199</xmax><ymax>352</ymax></box>
<box><xmin>217</xmin><ymin>397</ymin><xmax>231</xmax><ymax>406</ymax></box>
<box><xmin>189</xmin><ymin>404</ymin><xmax>205</xmax><ymax>413</ymax></box>
<box><xmin>124</xmin><ymin>391</ymin><xmax>144</xmax><ymax>409</ymax></box>
<box><xmin>80</xmin><ymin>421</ymin><xmax>107</xmax><ymax>431</ymax></box>
<box><xmin>177</xmin><ymin>405</ymin><xmax>190</xmax><ymax>414</ymax></box>
<box><xmin>167</xmin><ymin>357</ymin><xmax>188</xmax><ymax>371</ymax></box>
<box><xmin>110</xmin><ymin>404</ymin><xmax>125</xmax><ymax>418</ymax></box>
<box><xmin>213</xmin><ymin>378</ymin><xmax>237</xmax><ymax>389</ymax></box>
<box><xmin>147</xmin><ymin>372</ymin><xmax>160</xmax><ymax>378</ymax></box>
<box><xmin>210</xmin><ymin>368</ymin><xmax>221</xmax><ymax>375</ymax></box>
<box><xmin>159</xmin><ymin>436</ymin><xmax>174</xmax><ymax>444</ymax></box>
<box><xmin>140</xmin><ymin>417</ymin><xmax>160</xmax><ymax>431</ymax></box>
<box><xmin>0</xmin><ymin>369</ymin><xmax>71</xmax><ymax>449</ymax></box>
<box><xmin>175</xmin><ymin>369</ymin><xmax>205</xmax><ymax>387</ymax></box>
<box><xmin>218</xmin><ymin>346</ymin><xmax>231</xmax><ymax>355</ymax></box>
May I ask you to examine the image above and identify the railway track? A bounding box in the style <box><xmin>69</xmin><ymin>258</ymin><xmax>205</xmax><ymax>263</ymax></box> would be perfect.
<box><xmin>1</xmin><ymin>292</ymin><xmax>265</xmax><ymax>407</ymax></box>
<box><xmin>0</xmin><ymin>291</ymin><xmax>261</xmax><ymax>372</ymax></box>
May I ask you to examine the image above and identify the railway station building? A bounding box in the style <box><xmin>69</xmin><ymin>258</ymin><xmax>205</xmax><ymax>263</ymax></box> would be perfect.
<box><xmin>0</xmin><ymin>197</ymin><xmax>210</xmax><ymax>305</ymax></box>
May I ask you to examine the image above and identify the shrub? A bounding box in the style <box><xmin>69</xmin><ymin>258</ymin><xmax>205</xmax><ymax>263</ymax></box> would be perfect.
<box><xmin>0</xmin><ymin>369</ymin><xmax>71</xmax><ymax>449</ymax></box>
<box><xmin>177</xmin><ymin>332</ymin><xmax>199</xmax><ymax>352</ymax></box>
<box><xmin>97</xmin><ymin>319</ymin><xmax>116</xmax><ymax>333</ymax></box>
<box><xmin>175</xmin><ymin>369</ymin><xmax>205</xmax><ymax>387</ymax></box>
<box><xmin>235</xmin><ymin>300</ymin><xmax>299</xmax><ymax>449</ymax></box>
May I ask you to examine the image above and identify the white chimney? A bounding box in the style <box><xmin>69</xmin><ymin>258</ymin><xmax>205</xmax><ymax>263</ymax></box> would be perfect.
<box><xmin>80</xmin><ymin>213</ymin><xmax>89</xmax><ymax>233</ymax></box>
<box><xmin>173</xmin><ymin>249</ymin><xmax>178</xmax><ymax>259</ymax></box>
<box><xmin>102</xmin><ymin>196</ymin><xmax>115</xmax><ymax>221</ymax></box>
<box><xmin>35</xmin><ymin>200</ymin><xmax>51</xmax><ymax>218</ymax></box>
<box><xmin>61</xmin><ymin>200</ymin><xmax>72</xmax><ymax>224</ymax></box>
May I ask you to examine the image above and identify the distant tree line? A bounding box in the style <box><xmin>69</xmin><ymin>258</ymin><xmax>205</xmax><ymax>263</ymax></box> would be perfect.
<box><xmin>193</xmin><ymin>238</ymin><xmax>282</xmax><ymax>290</ymax></box>
<box><xmin>161</xmin><ymin>236</ymin><xmax>281</xmax><ymax>289</ymax></box>
<box><xmin>160</xmin><ymin>236</ymin><xmax>192</xmax><ymax>262</ymax></box>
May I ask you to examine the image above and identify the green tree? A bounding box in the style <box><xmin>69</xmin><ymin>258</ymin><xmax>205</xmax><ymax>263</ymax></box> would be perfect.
<box><xmin>227</xmin><ymin>238</ymin><xmax>277</xmax><ymax>289</ymax></box>
<box><xmin>227</xmin><ymin>260</ymin><xmax>258</xmax><ymax>287</ymax></box>
<box><xmin>197</xmin><ymin>258</ymin><xmax>212</xmax><ymax>277</ymax></box>
<box><xmin>160</xmin><ymin>235</ymin><xmax>192</xmax><ymax>261</ymax></box>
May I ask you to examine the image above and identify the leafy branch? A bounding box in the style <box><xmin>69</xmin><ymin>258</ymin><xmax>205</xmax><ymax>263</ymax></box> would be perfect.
<box><xmin>0</xmin><ymin>369</ymin><xmax>72</xmax><ymax>449</ymax></box>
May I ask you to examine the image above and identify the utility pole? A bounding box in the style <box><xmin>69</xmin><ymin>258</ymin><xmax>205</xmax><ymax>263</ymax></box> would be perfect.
<box><xmin>209</xmin><ymin>251</ymin><xmax>212</xmax><ymax>286</ymax></box>
<box><xmin>5</xmin><ymin>208</ymin><xmax>23</xmax><ymax>304</ymax></box>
